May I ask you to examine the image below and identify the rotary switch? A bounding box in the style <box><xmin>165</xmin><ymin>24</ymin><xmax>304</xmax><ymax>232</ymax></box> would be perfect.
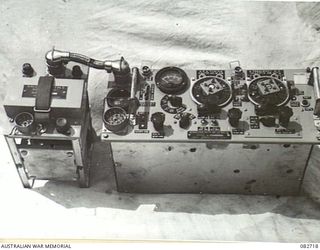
<box><xmin>227</xmin><ymin>108</ymin><xmax>242</xmax><ymax>127</ymax></box>
<box><xmin>169</xmin><ymin>95</ymin><xmax>183</xmax><ymax>107</ymax></box>
<box><xmin>179</xmin><ymin>113</ymin><xmax>191</xmax><ymax>129</ymax></box>
<box><xmin>278</xmin><ymin>106</ymin><xmax>293</xmax><ymax>127</ymax></box>
<box><xmin>151</xmin><ymin>112</ymin><xmax>166</xmax><ymax>133</ymax></box>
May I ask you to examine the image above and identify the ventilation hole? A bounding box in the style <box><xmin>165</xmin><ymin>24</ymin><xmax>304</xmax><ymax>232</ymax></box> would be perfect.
<box><xmin>67</xmin><ymin>152</ymin><xmax>73</xmax><ymax>157</ymax></box>
<box><xmin>246</xmin><ymin>179</ymin><xmax>257</xmax><ymax>185</ymax></box>
<box><xmin>190</xmin><ymin>148</ymin><xmax>197</xmax><ymax>152</ymax></box>
<box><xmin>286</xmin><ymin>169</ymin><xmax>293</xmax><ymax>174</ymax></box>
<box><xmin>234</xmin><ymin>169</ymin><xmax>240</xmax><ymax>174</ymax></box>
<box><xmin>283</xmin><ymin>144</ymin><xmax>291</xmax><ymax>148</ymax></box>
<box><xmin>20</xmin><ymin>150</ymin><xmax>28</xmax><ymax>156</ymax></box>
<box><xmin>266</xmin><ymin>148</ymin><xmax>270</xmax><ymax>151</ymax></box>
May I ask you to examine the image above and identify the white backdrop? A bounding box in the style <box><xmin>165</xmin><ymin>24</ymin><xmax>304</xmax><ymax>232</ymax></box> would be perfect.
<box><xmin>1</xmin><ymin>0</ymin><xmax>320</xmax><ymax>242</ymax></box>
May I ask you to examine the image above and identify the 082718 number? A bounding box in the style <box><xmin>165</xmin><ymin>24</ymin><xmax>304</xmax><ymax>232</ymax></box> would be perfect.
<box><xmin>300</xmin><ymin>244</ymin><xmax>319</xmax><ymax>248</ymax></box>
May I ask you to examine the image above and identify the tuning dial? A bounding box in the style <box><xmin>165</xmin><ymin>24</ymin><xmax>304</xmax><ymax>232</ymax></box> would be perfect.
<box><xmin>179</xmin><ymin>114</ymin><xmax>191</xmax><ymax>129</ymax></box>
<box><xmin>169</xmin><ymin>95</ymin><xmax>183</xmax><ymax>107</ymax></box>
<box><xmin>227</xmin><ymin>108</ymin><xmax>242</xmax><ymax>127</ymax></box>
<box><xmin>278</xmin><ymin>106</ymin><xmax>293</xmax><ymax>127</ymax></box>
<box><xmin>151</xmin><ymin>112</ymin><xmax>165</xmax><ymax>132</ymax></box>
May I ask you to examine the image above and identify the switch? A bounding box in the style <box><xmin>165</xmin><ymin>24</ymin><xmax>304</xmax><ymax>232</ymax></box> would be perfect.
<box><xmin>179</xmin><ymin>114</ymin><xmax>191</xmax><ymax>129</ymax></box>
<box><xmin>278</xmin><ymin>106</ymin><xmax>293</xmax><ymax>127</ymax></box>
<box><xmin>260</xmin><ymin>116</ymin><xmax>276</xmax><ymax>127</ymax></box>
<box><xmin>227</xmin><ymin>108</ymin><xmax>242</xmax><ymax>127</ymax></box>
<box><xmin>169</xmin><ymin>95</ymin><xmax>183</xmax><ymax>107</ymax></box>
<box><xmin>151</xmin><ymin>112</ymin><xmax>165</xmax><ymax>132</ymax></box>
<box><xmin>201</xmin><ymin>118</ymin><xmax>208</xmax><ymax>126</ymax></box>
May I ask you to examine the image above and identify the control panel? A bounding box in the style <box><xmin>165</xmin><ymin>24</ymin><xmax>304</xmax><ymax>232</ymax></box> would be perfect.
<box><xmin>101</xmin><ymin>65</ymin><xmax>320</xmax><ymax>143</ymax></box>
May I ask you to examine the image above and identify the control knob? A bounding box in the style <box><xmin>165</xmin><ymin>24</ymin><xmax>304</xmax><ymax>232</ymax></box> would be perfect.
<box><xmin>278</xmin><ymin>106</ymin><xmax>293</xmax><ymax>127</ymax></box>
<box><xmin>56</xmin><ymin>117</ymin><xmax>70</xmax><ymax>134</ymax></box>
<box><xmin>169</xmin><ymin>95</ymin><xmax>183</xmax><ymax>107</ymax></box>
<box><xmin>227</xmin><ymin>108</ymin><xmax>242</xmax><ymax>127</ymax></box>
<box><xmin>22</xmin><ymin>63</ymin><xmax>34</xmax><ymax>77</ymax></box>
<box><xmin>151</xmin><ymin>112</ymin><xmax>165</xmax><ymax>133</ymax></box>
<box><xmin>179</xmin><ymin>114</ymin><xmax>191</xmax><ymax>129</ymax></box>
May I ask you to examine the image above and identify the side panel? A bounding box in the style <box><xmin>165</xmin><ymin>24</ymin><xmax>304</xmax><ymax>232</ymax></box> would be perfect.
<box><xmin>112</xmin><ymin>142</ymin><xmax>312</xmax><ymax>195</ymax></box>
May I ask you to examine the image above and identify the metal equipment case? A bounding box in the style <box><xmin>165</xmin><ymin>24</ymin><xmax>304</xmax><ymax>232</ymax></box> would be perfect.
<box><xmin>101</xmin><ymin>65</ymin><xmax>320</xmax><ymax>195</ymax></box>
<box><xmin>3</xmin><ymin>58</ymin><xmax>94</xmax><ymax>188</ymax></box>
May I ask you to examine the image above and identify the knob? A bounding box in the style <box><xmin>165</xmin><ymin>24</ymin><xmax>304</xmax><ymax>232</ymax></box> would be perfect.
<box><xmin>227</xmin><ymin>108</ymin><xmax>242</xmax><ymax>127</ymax></box>
<box><xmin>72</xmin><ymin>65</ymin><xmax>83</xmax><ymax>78</ymax></box>
<box><xmin>206</xmin><ymin>95</ymin><xmax>221</xmax><ymax>114</ymax></box>
<box><xmin>179</xmin><ymin>114</ymin><xmax>191</xmax><ymax>129</ymax></box>
<box><xmin>142</xmin><ymin>65</ymin><xmax>151</xmax><ymax>76</ymax></box>
<box><xmin>169</xmin><ymin>95</ymin><xmax>183</xmax><ymax>107</ymax></box>
<box><xmin>278</xmin><ymin>106</ymin><xmax>293</xmax><ymax>127</ymax></box>
<box><xmin>56</xmin><ymin>117</ymin><xmax>70</xmax><ymax>134</ymax></box>
<box><xmin>301</xmin><ymin>99</ymin><xmax>310</xmax><ymax>107</ymax></box>
<box><xmin>260</xmin><ymin>116</ymin><xmax>276</xmax><ymax>127</ymax></box>
<box><xmin>22</xmin><ymin>63</ymin><xmax>34</xmax><ymax>77</ymax></box>
<box><xmin>151</xmin><ymin>112</ymin><xmax>165</xmax><ymax>132</ymax></box>
<box><xmin>234</xmin><ymin>66</ymin><xmax>244</xmax><ymax>77</ymax></box>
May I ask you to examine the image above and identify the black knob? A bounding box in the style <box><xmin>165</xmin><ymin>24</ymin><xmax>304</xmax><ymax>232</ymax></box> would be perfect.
<box><xmin>301</xmin><ymin>99</ymin><xmax>310</xmax><ymax>107</ymax></box>
<box><xmin>279</xmin><ymin>106</ymin><xmax>293</xmax><ymax>127</ymax></box>
<box><xmin>206</xmin><ymin>95</ymin><xmax>221</xmax><ymax>114</ymax></box>
<box><xmin>260</xmin><ymin>116</ymin><xmax>276</xmax><ymax>127</ymax></box>
<box><xmin>151</xmin><ymin>112</ymin><xmax>165</xmax><ymax>132</ymax></box>
<box><xmin>22</xmin><ymin>63</ymin><xmax>34</xmax><ymax>77</ymax></box>
<box><xmin>227</xmin><ymin>108</ymin><xmax>242</xmax><ymax>127</ymax></box>
<box><xmin>169</xmin><ymin>95</ymin><xmax>183</xmax><ymax>107</ymax></box>
<box><xmin>72</xmin><ymin>65</ymin><xmax>83</xmax><ymax>78</ymax></box>
<box><xmin>179</xmin><ymin>114</ymin><xmax>191</xmax><ymax>129</ymax></box>
<box><xmin>56</xmin><ymin>117</ymin><xmax>70</xmax><ymax>134</ymax></box>
<box><xmin>142</xmin><ymin>65</ymin><xmax>151</xmax><ymax>76</ymax></box>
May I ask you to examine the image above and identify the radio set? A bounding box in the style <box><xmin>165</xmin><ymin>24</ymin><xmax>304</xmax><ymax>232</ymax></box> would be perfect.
<box><xmin>3</xmin><ymin>49</ymin><xmax>320</xmax><ymax>195</ymax></box>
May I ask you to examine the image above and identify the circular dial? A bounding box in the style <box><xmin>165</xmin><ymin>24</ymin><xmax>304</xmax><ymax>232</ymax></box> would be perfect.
<box><xmin>103</xmin><ymin>107</ymin><xmax>129</xmax><ymax>132</ymax></box>
<box><xmin>106</xmin><ymin>88</ymin><xmax>130</xmax><ymax>111</ymax></box>
<box><xmin>248</xmin><ymin>76</ymin><xmax>289</xmax><ymax>106</ymax></box>
<box><xmin>190</xmin><ymin>76</ymin><xmax>232</xmax><ymax>106</ymax></box>
<box><xmin>155</xmin><ymin>67</ymin><xmax>189</xmax><ymax>94</ymax></box>
<box><xmin>160</xmin><ymin>95</ymin><xmax>187</xmax><ymax>114</ymax></box>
